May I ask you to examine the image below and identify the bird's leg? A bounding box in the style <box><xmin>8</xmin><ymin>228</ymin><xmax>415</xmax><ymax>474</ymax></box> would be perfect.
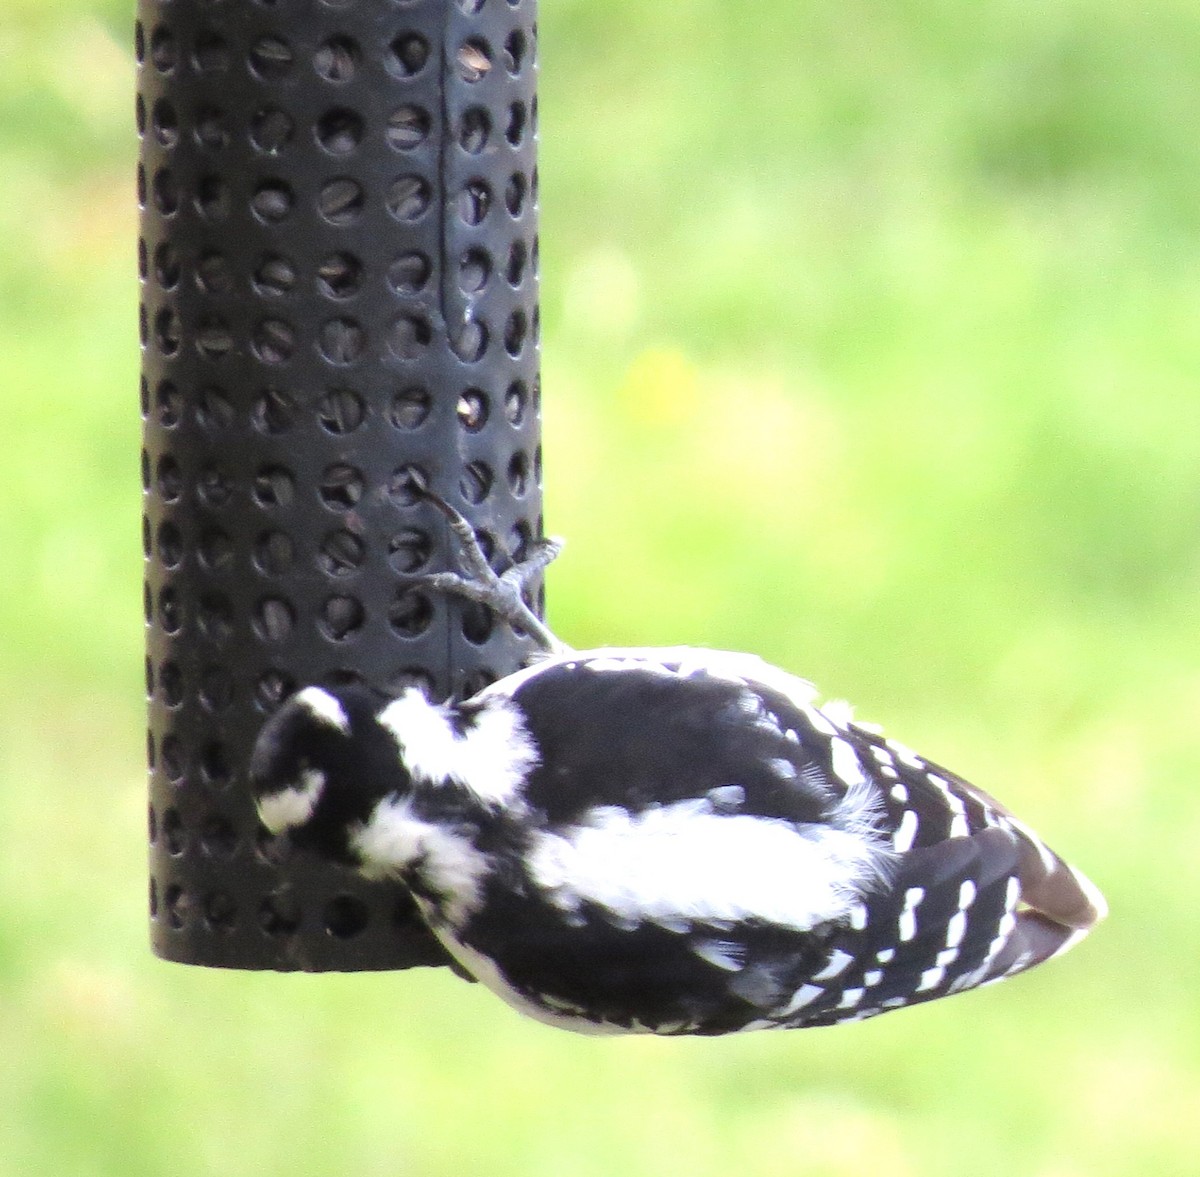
<box><xmin>412</xmin><ymin>489</ymin><xmax>568</xmax><ymax>655</ymax></box>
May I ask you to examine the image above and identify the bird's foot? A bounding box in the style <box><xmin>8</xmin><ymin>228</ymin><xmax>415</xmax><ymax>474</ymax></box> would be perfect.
<box><xmin>409</xmin><ymin>487</ymin><xmax>567</xmax><ymax>655</ymax></box>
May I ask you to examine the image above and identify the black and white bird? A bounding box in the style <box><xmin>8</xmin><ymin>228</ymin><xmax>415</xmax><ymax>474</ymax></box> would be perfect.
<box><xmin>250</xmin><ymin>494</ymin><xmax>1106</xmax><ymax>1036</ymax></box>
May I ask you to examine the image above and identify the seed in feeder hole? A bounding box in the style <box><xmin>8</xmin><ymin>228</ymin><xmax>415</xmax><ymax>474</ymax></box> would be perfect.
<box><xmin>457</xmin><ymin>42</ymin><xmax>492</xmax><ymax>81</ymax></box>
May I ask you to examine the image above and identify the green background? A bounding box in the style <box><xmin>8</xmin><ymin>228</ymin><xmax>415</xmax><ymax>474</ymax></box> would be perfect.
<box><xmin>2</xmin><ymin>0</ymin><xmax>1195</xmax><ymax>1173</ymax></box>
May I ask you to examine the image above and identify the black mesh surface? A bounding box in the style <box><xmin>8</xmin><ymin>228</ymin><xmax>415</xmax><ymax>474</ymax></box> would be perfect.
<box><xmin>138</xmin><ymin>0</ymin><xmax>542</xmax><ymax>970</ymax></box>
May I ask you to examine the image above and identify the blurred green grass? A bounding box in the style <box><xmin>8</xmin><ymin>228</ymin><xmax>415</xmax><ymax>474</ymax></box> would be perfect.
<box><xmin>2</xmin><ymin>1</ymin><xmax>1197</xmax><ymax>1174</ymax></box>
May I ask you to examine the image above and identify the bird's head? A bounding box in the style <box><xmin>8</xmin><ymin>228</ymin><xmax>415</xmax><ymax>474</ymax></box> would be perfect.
<box><xmin>249</xmin><ymin>684</ymin><xmax>410</xmax><ymax>867</ymax></box>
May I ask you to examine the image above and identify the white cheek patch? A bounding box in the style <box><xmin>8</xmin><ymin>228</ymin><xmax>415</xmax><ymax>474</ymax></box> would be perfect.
<box><xmin>527</xmin><ymin>800</ymin><xmax>896</xmax><ymax>934</ymax></box>
<box><xmin>258</xmin><ymin>767</ymin><xmax>326</xmax><ymax>834</ymax></box>
<box><xmin>350</xmin><ymin>796</ymin><xmax>489</xmax><ymax>925</ymax></box>
<box><xmin>379</xmin><ymin>688</ymin><xmax>539</xmax><ymax>807</ymax></box>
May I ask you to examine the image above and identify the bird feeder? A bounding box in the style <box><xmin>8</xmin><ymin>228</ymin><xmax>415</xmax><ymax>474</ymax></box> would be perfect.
<box><xmin>139</xmin><ymin>0</ymin><xmax>543</xmax><ymax>970</ymax></box>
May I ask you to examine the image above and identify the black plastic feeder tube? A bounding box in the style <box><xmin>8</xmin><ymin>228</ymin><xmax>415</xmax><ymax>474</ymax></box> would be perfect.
<box><xmin>138</xmin><ymin>0</ymin><xmax>543</xmax><ymax>970</ymax></box>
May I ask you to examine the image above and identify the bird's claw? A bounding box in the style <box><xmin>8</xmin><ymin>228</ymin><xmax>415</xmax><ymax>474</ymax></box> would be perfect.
<box><xmin>408</xmin><ymin>488</ymin><xmax>567</xmax><ymax>654</ymax></box>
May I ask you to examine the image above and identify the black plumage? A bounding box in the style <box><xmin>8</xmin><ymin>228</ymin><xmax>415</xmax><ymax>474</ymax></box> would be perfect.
<box><xmin>250</xmin><ymin>650</ymin><xmax>1105</xmax><ymax>1035</ymax></box>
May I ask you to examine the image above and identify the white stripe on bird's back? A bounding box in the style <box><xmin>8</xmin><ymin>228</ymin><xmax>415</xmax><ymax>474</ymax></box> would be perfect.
<box><xmin>526</xmin><ymin>797</ymin><xmax>896</xmax><ymax>934</ymax></box>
